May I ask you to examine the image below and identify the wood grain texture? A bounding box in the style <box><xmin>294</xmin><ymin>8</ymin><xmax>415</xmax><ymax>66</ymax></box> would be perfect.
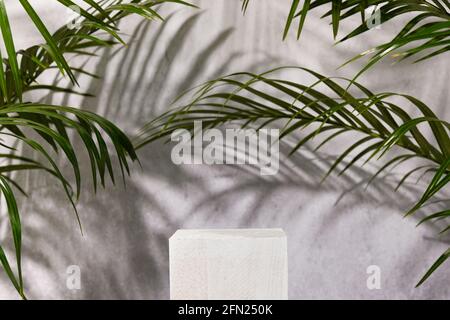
<box><xmin>170</xmin><ymin>229</ymin><xmax>288</xmax><ymax>300</ymax></box>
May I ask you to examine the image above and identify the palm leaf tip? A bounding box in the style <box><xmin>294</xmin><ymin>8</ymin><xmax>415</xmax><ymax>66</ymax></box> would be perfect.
<box><xmin>416</xmin><ymin>248</ymin><xmax>450</xmax><ymax>287</ymax></box>
<box><xmin>0</xmin><ymin>175</ymin><xmax>25</xmax><ymax>298</ymax></box>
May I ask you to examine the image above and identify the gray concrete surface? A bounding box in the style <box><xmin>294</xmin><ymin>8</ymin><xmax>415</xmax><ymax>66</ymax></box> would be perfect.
<box><xmin>0</xmin><ymin>0</ymin><xmax>449</xmax><ymax>299</ymax></box>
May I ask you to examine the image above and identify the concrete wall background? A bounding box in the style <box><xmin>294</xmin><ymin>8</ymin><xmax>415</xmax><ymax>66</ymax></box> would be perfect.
<box><xmin>0</xmin><ymin>0</ymin><xmax>449</xmax><ymax>299</ymax></box>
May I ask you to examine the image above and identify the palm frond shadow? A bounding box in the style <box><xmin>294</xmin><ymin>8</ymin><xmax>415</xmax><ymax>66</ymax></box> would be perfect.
<box><xmin>1</xmin><ymin>10</ymin><xmax>281</xmax><ymax>299</ymax></box>
<box><xmin>186</xmin><ymin>137</ymin><xmax>445</xmax><ymax>224</ymax></box>
<box><xmin>178</xmin><ymin>135</ymin><xmax>450</xmax><ymax>296</ymax></box>
<box><xmin>134</xmin><ymin>55</ymin><xmax>450</xmax><ymax>291</ymax></box>
<box><xmin>3</xmin><ymin>7</ymin><xmax>448</xmax><ymax>298</ymax></box>
<box><xmin>102</xmin><ymin>12</ymin><xmax>241</xmax><ymax>128</ymax></box>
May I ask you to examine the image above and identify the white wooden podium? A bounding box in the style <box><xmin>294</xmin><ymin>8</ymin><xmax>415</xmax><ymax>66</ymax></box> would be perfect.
<box><xmin>169</xmin><ymin>229</ymin><xmax>288</xmax><ymax>300</ymax></box>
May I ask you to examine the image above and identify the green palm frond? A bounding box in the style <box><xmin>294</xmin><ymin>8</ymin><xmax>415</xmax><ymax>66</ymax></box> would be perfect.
<box><xmin>242</xmin><ymin>1</ymin><xmax>450</xmax><ymax>76</ymax></box>
<box><xmin>0</xmin><ymin>175</ymin><xmax>24</xmax><ymax>299</ymax></box>
<box><xmin>0</xmin><ymin>0</ymin><xmax>196</xmax><ymax>103</ymax></box>
<box><xmin>0</xmin><ymin>0</ymin><xmax>194</xmax><ymax>298</ymax></box>
<box><xmin>0</xmin><ymin>103</ymin><xmax>138</xmax><ymax>298</ymax></box>
<box><xmin>137</xmin><ymin>67</ymin><xmax>450</xmax><ymax>286</ymax></box>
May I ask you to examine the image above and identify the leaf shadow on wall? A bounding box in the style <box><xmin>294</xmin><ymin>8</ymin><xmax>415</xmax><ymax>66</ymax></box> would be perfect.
<box><xmin>3</xmin><ymin>8</ymin><xmax>449</xmax><ymax>299</ymax></box>
<box><xmin>5</xmin><ymin>11</ymin><xmax>279</xmax><ymax>299</ymax></box>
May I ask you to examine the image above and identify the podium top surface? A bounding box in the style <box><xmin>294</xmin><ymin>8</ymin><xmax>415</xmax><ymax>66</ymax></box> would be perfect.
<box><xmin>170</xmin><ymin>228</ymin><xmax>286</xmax><ymax>240</ymax></box>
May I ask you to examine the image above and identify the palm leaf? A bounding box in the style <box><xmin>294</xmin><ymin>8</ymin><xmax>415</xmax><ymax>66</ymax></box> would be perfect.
<box><xmin>0</xmin><ymin>175</ymin><xmax>24</xmax><ymax>299</ymax></box>
<box><xmin>0</xmin><ymin>0</ymin><xmax>194</xmax><ymax>298</ymax></box>
<box><xmin>0</xmin><ymin>1</ymin><xmax>22</xmax><ymax>102</ymax></box>
<box><xmin>242</xmin><ymin>1</ymin><xmax>450</xmax><ymax>76</ymax></box>
<box><xmin>138</xmin><ymin>67</ymin><xmax>450</xmax><ymax>286</ymax></box>
<box><xmin>0</xmin><ymin>103</ymin><xmax>138</xmax><ymax>298</ymax></box>
<box><xmin>0</xmin><ymin>0</ymin><xmax>196</xmax><ymax>103</ymax></box>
